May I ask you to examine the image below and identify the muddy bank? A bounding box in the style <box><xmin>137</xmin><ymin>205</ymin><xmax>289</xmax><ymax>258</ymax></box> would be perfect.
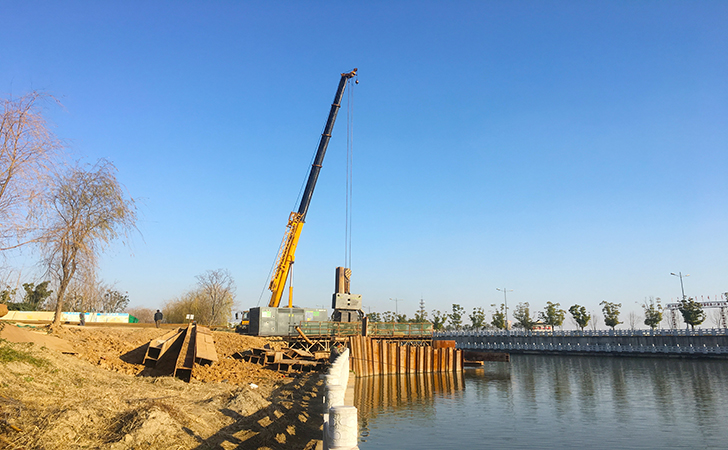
<box><xmin>0</xmin><ymin>324</ymin><xmax>324</xmax><ymax>449</ymax></box>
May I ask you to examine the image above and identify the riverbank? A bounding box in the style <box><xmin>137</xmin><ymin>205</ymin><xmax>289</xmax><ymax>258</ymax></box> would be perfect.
<box><xmin>0</xmin><ymin>324</ymin><xmax>324</xmax><ymax>449</ymax></box>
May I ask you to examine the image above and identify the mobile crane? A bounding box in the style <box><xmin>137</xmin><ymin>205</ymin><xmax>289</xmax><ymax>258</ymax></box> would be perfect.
<box><xmin>240</xmin><ymin>69</ymin><xmax>358</xmax><ymax>334</ymax></box>
<box><xmin>267</xmin><ymin>68</ymin><xmax>358</xmax><ymax>309</ymax></box>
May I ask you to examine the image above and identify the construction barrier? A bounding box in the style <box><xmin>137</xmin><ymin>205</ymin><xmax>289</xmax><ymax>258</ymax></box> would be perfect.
<box><xmin>1</xmin><ymin>311</ymin><xmax>137</xmax><ymax>323</ymax></box>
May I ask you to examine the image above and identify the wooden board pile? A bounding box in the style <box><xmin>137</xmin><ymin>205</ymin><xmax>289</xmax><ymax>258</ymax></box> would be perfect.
<box><xmin>142</xmin><ymin>323</ymin><xmax>218</xmax><ymax>381</ymax></box>
<box><xmin>234</xmin><ymin>346</ymin><xmax>329</xmax><ymax>373</ymax></box>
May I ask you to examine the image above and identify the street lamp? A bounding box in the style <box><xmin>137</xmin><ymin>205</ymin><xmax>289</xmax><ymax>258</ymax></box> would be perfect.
<box><xmin>670</xmin><ymin>272</ymin><xmax>689</xmax><ymax>300</ymax></box>
<box><xmin>389</xmin><ymin>298</ymin><xmax>403</xmax><ymax>316</ymax></box>
<box><xmin>496</xmin><ymin>288</ymin><xmax>513</xmax><ymax>331</ymax></box>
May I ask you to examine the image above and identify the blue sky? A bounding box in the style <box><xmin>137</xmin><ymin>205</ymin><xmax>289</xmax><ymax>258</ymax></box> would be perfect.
<box><xmin>2</xmin><ymin>1</ymin><xmax>726</xmax><ymax>325</ymax></box>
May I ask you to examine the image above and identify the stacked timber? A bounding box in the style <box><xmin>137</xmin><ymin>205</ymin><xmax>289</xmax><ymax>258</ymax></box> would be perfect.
<box><xmin>142</xmin><ymin>323</ymin><xmax>219</xmax><ymax>382</ymax></box>
<box><xmin>236</xmin><ymin>346</ymin><xmax>328</xmax><ymax>373</ymax></box>
<box><xmin>142</xmin><ymin>328</ymin><xmax>184</xmax><ymax>367</ymax></box>
<box><xmin>349</xmin><ymin>336</ymin><xmax>463</xmax><ymax>377</ymax></box>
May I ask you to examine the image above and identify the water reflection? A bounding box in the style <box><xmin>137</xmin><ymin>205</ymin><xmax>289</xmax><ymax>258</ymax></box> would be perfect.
<box><xmin>355</xmin><ymin>371</ymin><xmax>465</xmax><ymax>417</ymax></box>
<box><xmin>357</xmin><ymin>355</ymin><xmax>728</xmax><ymax>449</ymax></box>
<box><xmin>355</xmin><ymin>371</ymin><xmax>465</xmax><ymax>442</ymax></box>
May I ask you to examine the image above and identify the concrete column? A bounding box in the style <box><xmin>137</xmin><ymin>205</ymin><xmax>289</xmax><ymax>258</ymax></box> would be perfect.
<box><xmin>328</xmin><ymin>405</ymin><xmax>358</xmax><ymax>449</ymax></box>
<box><xmin>325</xmin><ymin>384</ymin><xmax>346</xmax><ymax>410</ymax></box>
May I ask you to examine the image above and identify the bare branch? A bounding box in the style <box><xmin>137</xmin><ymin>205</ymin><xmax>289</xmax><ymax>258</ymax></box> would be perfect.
<box><xmin>0</xmin><ymin>91</ymin><xmax>64</xmax><ymax>251</ymax></box>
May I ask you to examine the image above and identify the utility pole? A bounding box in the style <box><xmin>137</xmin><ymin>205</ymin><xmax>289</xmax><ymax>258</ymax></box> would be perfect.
<box><xmin>389</xmin><ymin>298</ymin><xmax>403</xmax><ymax>316</ymax></box>
<box><xmin>670</xmin><ymin>272</ymin><xmax>689</xmax><ymax>300</ymax></box>
<box><xmin>496</xmin><ymin>288</ymin><xmax>513</xmax><ymax>331</ymax></box>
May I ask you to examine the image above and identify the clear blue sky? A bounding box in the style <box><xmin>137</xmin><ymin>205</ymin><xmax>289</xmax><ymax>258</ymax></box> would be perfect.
<box><xmin>2</xmin><ymin>1</ymin><xmax>726</xmax><ymax>325</ymax></box>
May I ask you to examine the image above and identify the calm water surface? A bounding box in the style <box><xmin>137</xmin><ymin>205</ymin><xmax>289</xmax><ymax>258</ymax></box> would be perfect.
<box><xmin>355</xmin><ymin>355</ymin><xmax>728</xmax><ymax>449</ymax></box>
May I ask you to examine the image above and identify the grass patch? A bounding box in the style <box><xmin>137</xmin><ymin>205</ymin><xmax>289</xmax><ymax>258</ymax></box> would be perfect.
<box><xmin>0</xmin><ymin>339</ymin><xmax>50</xmax><ymax>368</ymax></box>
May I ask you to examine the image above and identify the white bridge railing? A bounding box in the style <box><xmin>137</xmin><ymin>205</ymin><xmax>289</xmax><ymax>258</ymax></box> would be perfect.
<box><xmin>435</xmin><ymin>328</ymin><xmax>728</xmax><ymax>338</ymax></box>
<box><xmin>435</xmin><ymin>329</ymin><xmax>728</xmax><ymax>356</ymax></box>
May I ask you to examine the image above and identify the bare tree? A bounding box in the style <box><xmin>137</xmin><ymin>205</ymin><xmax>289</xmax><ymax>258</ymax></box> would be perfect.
<box><xmin>628</xmin><ymin>311</ymin><xmax>639</xmax><ymax>330</ymax></box>
<box><xmin>196</xmin><ymin>269</ymin><xmax>236</xmax><ymax>326</ymax></box>
<box><xmin>61</xmin><ymin>269</ymin><xmax>101</xmax><ymax>312</ymax></box>
<box><xmin>41</xmin><ymin>160</ymin><xmax>137</xmax><ymax>328</ymax></box>
<box><xmin>1</xmin><ymin>92</ymin><xmax>63</xmax><ymax>251</ymax></box>
<box><xmin>126</xmin><ymin>306</ymin><xmax>154</xmax><ymax>323</ymax></box>
<box><xmin>589</xmin><ymin>311</ymin><xmax>600</xmax><ymax>331</ymax></box>
<box><xmin>708</xmin><ymin>309</ymin><xmax>723</xmax><ymax>328</ymax></box>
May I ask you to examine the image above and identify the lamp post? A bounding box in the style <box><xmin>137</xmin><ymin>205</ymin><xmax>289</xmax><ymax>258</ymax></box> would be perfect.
<box><xmin>389</xmin><ymin>298</ymin><xmax>403</xmax><ymax>317</ymax></box>
<box><xmin>496</xmin><ymin>288</ymin><xmax>513</xmax><ymax>331</ymax></box>
<box><xmin>670</xmin><ymin>272</ymin><xmax>689</xmax><ymax>300</ymax></box>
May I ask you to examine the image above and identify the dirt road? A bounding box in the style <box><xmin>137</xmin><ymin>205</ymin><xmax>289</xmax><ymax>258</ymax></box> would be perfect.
<box><xmin>0</xmin><ymin>324</ymin><xmax>324</xmax><ymax>449</ymax></box>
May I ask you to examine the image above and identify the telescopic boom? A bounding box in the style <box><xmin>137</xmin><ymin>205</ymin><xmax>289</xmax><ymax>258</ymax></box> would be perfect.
<box><xmin>268</xmin><ymin>69</ymin><xmax>357</xmax><ymax>308</ymax></box>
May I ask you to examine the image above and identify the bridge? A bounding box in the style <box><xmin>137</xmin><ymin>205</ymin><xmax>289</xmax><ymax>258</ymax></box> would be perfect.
<box><xmin>435</xmin><ymin>328</ymin><xmax>728</xmax><ymax>358</ymax></box>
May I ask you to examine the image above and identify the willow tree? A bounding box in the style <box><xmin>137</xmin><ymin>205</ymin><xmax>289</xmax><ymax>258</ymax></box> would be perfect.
<box><xmin>1</xmin><ymin>91</ymin><xmax>63</xmax><ymax>251</ymax></box>
<box><xmin>42</xmin><ymin>160</ymin><xmax>137</xmax><ymax>328</ymax></box>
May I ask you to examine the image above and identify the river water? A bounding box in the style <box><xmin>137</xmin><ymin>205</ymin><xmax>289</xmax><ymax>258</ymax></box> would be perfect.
<box><xmin>354</xmin><ymin>354</ymin><xmax>728</xmax><ymax>449</ymax></box>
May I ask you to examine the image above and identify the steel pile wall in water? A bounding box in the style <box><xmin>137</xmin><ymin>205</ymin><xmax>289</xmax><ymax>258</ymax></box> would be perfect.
<box><xmin>436</xmin><ymin>329</ymin><xmax>728</xmax><ymax>357</ymax></box>
<box><xmin>349</xmin><ymin>336</ymin><xmax>463</xmax><ymax>377</ymax></box>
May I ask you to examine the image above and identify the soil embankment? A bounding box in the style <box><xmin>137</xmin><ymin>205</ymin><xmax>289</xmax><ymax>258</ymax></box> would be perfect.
<box><xmin>0</xmin><ymin>324</ymin><xmax>324</xmax><ymax>449</ymax></box>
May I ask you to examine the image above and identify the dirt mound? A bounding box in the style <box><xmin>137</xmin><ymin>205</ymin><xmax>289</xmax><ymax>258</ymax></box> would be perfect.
<box><xmin>0</xmin><ymin>335</ymin><xmax>324</xmax><ymax>449</ymax></box>
<box><xmin>225</xmin><ymin>385</ymin><xmax>271</xmax><ymax>416</ymax></box>
<box><xmin>0</xmin><ymin>323</ymin><xmax>75</xmax><ymax>353</ymax></box>
<box><xmin>104</xmin><ymin>403</ymin><xmax>191</xmax><ymax>449</ymax></box>
<box><xmin>49</xmin><ymin>326</ymin><xmax>288</xmax><ymax>384</ymax></box>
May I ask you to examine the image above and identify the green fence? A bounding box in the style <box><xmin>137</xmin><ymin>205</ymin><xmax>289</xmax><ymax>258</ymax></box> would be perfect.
<box><xmin>298</xmin><ymin>321</ymin><xmax>433</xmax><ymax>337</ymax></box>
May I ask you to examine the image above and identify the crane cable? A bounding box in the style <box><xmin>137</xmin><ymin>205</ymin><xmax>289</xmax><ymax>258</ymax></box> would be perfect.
<box><xmin>345</xmin><ymin>76</ymin><xmax>355</xmax><ymax>271</ymax></box>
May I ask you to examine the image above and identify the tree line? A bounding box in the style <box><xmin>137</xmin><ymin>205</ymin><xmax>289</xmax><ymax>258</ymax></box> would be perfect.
<box><xmin>367</xmin><ymin>295</ymin><xmax>725</xmax><ymax>331</ymax></box>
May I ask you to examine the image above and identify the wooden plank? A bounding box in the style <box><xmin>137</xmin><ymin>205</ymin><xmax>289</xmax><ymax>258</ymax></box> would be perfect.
<box><xmin>379</xmin><ymin>340</ymin><xmax>387</xmax><ymax>375</ymax></box>
<box><xmin>416</xmin><ymin>346</ymin><xmax>424</xmax><ymax>374</ymax></box>
<box><xmin>143</xmin><ymin>328</ymin><xmax>183</xmax><ymax>366</ymax></box>
<box><xmin>354</xmin><ymin>336</ymin><xmax>364</xmax><ymax>376</ymax></box>
<box><xmin>287</xmin><ymin>348</ymin><xmax>314</xmax><ymax>359</ymax></box>
<box><xmin>433</xmin><ymin>340</ymin><xmax>456</xmax><ymax>349</ymax></box>
<box><xmin>372</xmin><ymin>338</ymin><xmax>380</xmax><ymax>376</ymax></box>
<box><xmin>349</xmin><ymin>336</ymin><xmax>361</xmax><ymax>376</ymax></box>
<box><xmin>398</xmin><ymin>345</ymin><xmax>407</xmax><ymax>374</ymax></box>
<box><xmin>366</xmin><ymin>337</ymin><xmax>375</xmax><ymax>376</ymax></box>
<box><xmin>174</xmin><ymin>324</ymin><xmax>196</xmax><ymax>381</ymax></box>
<box><xmin>194</xmin><ymin>326</ymin><xmax>218</xmax><ymax>365</ymax></box>
<box><xmin>408</xmin><ymin>346</ymin><xmax>417</xmax><ymax>374</ymax></box>
<box><xmin>390</xmin><ymin>342</ymin><xmax>398</xmax><ymax>374</ymax></box>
